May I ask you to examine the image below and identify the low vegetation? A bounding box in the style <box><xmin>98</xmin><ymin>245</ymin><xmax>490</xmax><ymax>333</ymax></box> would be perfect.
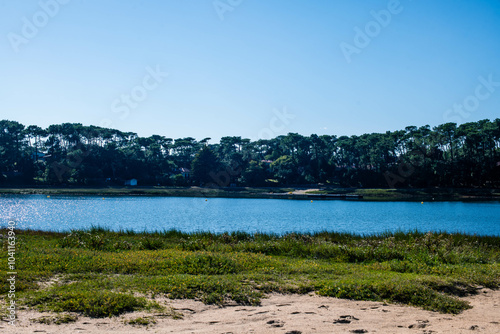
<box><xmin>1</xmin><ymin>227</ymin><xmax>499</xmax><ymax>319</ymax></box>
<box><xmin>125</xmin><ymin>316</ymin><xmax>157</xmax><ymax>326</ymax></box>
<box><xmin>306</xmin><ymin>187</ymin><xmax>500</xmax><ymax>201</ymax></box>
<box><xmin>31</xmin><ymin>314</ymin><xmax>78</xmax><ymax>325</ymax></box>
<box><xmin>1</xmin><ymin>186</ymin><xmax>498</xmax><ymax>202</ymax></box>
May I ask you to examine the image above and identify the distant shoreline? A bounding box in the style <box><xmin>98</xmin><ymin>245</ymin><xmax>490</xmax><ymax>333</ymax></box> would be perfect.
<box><xmin>1</xmin><ymin>186</ymin><xmax>499</xmax><ymax>202</ymax></box>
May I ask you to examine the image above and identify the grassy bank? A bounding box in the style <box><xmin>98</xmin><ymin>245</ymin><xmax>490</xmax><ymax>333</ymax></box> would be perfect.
<box><xmin>306</xmin><ymin>187</ymin><xmax>500</xmax><ymax>201</ymax></box>
<box><xmin>0</xmin><ymin>186</ymin><xmax>499</xmax><ymax>201</ymax></box>
<box><xmin>1</xmin><ymin>228</ymin><xmax>499</xmax><ymax>319</ymax></box>
<box><xmin>0</xmin><ymin>186</ymin><xmax>294</xmax><ymax>199</ymax></box>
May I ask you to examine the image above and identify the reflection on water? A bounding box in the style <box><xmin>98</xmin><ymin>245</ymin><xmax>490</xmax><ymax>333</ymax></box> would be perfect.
<box><xmin>1</xmin><ymin>195</ymin><xmax>499</xmax><ymax>236</ymax></box>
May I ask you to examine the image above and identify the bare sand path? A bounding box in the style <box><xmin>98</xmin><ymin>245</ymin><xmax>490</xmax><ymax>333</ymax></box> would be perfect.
<box><xmin>291</xmin><ymin>189</ymin><xmax>319</xmax><ymax>195</ymax></box>
<box><xmin>2</xmin><ymin>290</ymin><xmax>500</xmax><ymax>334</ymax></box>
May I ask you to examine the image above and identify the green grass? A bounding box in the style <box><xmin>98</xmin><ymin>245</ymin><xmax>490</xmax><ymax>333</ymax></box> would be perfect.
<box><xmin>125</xmin><ymin>316</ymin><xmax>157</xmax><ymax>326</ymax></box>
<box><xmin>1</xmin><ymin>228</ymin><xmax>499</xmax><ymax>318</ymax></box>
<box><xmin>0</xmin><ymin>186</ymin><xmax>295</xmax><ymax>198</ymax></box>
<box><xmin>31</xmin><ymin>314</ymin><xmax>78</xmax><ymax>325</ymax></box>
<box><xmin>25</xmin><ymin>289</ymin><xmax>159</xmax><ymax>318</ymax></box>
<box><xmin>306</xmin><ymin>188</ymin><xmax>500</xmax><ymax>201</ymax></box>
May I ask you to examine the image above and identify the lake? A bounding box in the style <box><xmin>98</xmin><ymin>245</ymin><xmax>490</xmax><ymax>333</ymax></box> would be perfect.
<box><xmin>1</xmin><ymin>195</ymin><xmax>499</xmax><ymax>236</ymax></box>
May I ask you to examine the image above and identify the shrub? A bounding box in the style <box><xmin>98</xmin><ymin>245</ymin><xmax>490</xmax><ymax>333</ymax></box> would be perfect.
<box><xmin>27</xmin><ymin>291</ymin><xmax>148</xmax><ymax>318</ymax></box>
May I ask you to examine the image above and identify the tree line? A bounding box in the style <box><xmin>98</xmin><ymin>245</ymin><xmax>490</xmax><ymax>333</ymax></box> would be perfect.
<box><xmin>0</xmin><ymin>119</ymin><xmax>499</xmax><ymax>188</ymax></box>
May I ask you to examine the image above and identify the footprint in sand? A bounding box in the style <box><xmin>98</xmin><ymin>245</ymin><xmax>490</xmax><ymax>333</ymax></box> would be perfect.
<box><xmin>333</xmin><ymin>315</ymin><xmax>359</xmax><ymax>324</ymax></box>
<box><xmin>248</xmin><ymin>310</ymin><xmax>269</xmax><ymax>317</ymax></box>
<box><xmin>334</xmin><ymin>319</ymin><xmax>352</xmax><ymax>324</ymax></box>
<box><xmin>267</xmin><ymin>320</ymin><xmax>284</xmax><ymax>328</ymax></box>
<box><xmin>408</xmin><ymin>319</ymin><xmax>429</xmax><ymax>329</ymax></box>
<box><xmin>177</xmin><ymin>308</ymin><xmax>196</xmax><ymax>313</ymax></box>
<box><xmin>340</xmin><ymin>315</ymin><xmax>359</xmax><ymax>320</ymax></box>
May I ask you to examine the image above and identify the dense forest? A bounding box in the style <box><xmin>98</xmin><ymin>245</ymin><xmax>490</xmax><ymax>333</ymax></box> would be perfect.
<box><xmin>0</xmin><ymin>119</ymin><xmax>499</xmax><ymax>188</ymax></box>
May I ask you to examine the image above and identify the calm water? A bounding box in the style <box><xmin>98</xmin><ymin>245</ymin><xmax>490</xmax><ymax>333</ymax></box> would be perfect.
<box><xmin>1</xmin><ymin>195</ymin><xmax>499</xmax><ymax>236</ymax></box>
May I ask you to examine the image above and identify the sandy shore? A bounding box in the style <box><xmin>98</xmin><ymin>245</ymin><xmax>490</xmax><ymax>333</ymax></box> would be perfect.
<box><xmin>2</xmin><ymin>289</ymin><xmax>499</xmax><ymax>334</ymax></box>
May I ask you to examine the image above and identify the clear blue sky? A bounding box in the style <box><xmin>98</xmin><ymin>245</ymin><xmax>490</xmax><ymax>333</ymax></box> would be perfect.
<box><xmin>1</xmin><ymin>0</ymin><xmax>499</xmax><ymax>142</ymax></box>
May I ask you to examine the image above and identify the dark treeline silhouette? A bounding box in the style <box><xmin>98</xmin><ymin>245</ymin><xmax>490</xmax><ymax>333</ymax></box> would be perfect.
<box><xmin>0</xmin><ymin>119</ymin><xmax>499</xmax><ymax>188</ymax></box>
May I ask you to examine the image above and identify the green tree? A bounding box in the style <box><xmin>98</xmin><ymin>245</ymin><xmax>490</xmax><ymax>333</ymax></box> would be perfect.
<box><xmin>191</xmin><ymin>146</ymin><xmax>221</xmax><ymax>185</ymax></box>
<box><xmin>240</xmin><ymin>160</ymin><xmax>267</xmax><ymax>186</ymax></box>
<box><xmin>271</xmin><ymin>155</ymin><xmax>298</xmax><ymax>184</ymax></box>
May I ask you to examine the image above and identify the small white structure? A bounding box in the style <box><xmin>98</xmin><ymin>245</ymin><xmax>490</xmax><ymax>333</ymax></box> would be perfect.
<box><xmin>124</xmin><ymin>179</ymin><xmax>138</xmax><ymax>186</ymax></box>
<box><xmin>179</xmin><ymin>168</ymin><xmax>190</xmax><ymax>179</ymax></box>
<box><xmin>31</xmin><ymin>152</ymin><xmax>46</xmax><ymax>161</ymax></box>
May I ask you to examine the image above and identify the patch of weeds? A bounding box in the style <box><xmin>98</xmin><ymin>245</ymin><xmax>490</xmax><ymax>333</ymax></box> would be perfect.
<box><xmin>140</xmin><ymin>238</ymin><xmax>164</xmax><ymax>250</ymax></box>
<box><xmin>318</xmin><ymin>278</ymin><xmax>472</xmax><ymax>314</ymax></box>
<box><xmin>125</xmin><ymin>316</ymin><xmax>157</xmax><ymax>326</ymax></box>
<box><xmin>142</xmin><ymin>275</ymin><xmax>263</xmax><ymax>306</ymax></box>
<box><xmin>182</xmin><ymin>253</ymin><xmax>240</xmax><ymax>275</ymax></box>
<box><xmin>161</xmin><ymin>308</ymin><xmax>184</xmax><ymax>320</ymax></box>
<box><xmin>113</xmin><ymin>240</ymin><xmax>133</xmax><ymax>250</ymax></box>
<box><xmin>59</xmin><ymin>231</ymin><xmax>107</xmax><ymax>250</ymax></box>
<box><xmin>31</xmin><ymin>314</ymin><xmax>78</xmax><ymax>325</ymax></box>
<box><xmin>26</xmin><ymin>290</ymin><xmax>150</xmax><ymax>318</ymax></box>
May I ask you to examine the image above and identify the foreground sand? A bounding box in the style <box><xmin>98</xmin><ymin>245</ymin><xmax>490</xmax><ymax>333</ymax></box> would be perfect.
<box><xmin>2</xmin><ymin>289</ymin><xmax>500</xmax><ymax>334</ymax></box>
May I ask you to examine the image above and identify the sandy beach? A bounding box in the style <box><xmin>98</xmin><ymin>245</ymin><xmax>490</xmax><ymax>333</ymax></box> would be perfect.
<box><xmin>3</xmin><ymin>289</ymin><xmax>499</xmax><ymax>334</ymax></box>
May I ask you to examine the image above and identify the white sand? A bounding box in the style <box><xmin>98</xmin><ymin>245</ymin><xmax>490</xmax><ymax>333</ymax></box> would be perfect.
<box><xmin>2</xmin><ymin>289</ymin><xmax>500</xmax><ymax>333</ymax></box>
